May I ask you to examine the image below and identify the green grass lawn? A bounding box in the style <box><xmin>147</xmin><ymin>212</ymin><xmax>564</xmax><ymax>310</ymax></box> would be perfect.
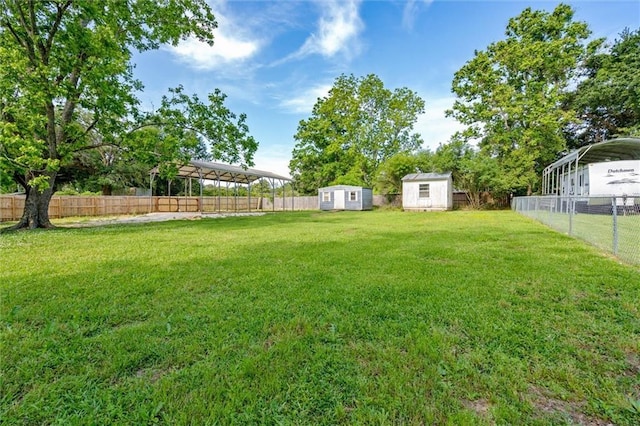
<box><xmin>522</xmin><ymin>210</ymin><xmax>640</xmax><ymax>266</ymax></box>
<box><xmin>1</xmin><ymin>211</ymin><xmax>639</xmax><ymax>425</ymax></box>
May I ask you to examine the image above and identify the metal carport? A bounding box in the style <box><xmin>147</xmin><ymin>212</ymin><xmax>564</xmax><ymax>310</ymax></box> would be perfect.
<box><xmin>542</xmin><ymin>138</ymin><xmax>640</xmax><ymax>195</ymax></box>
<box><xmin>150</xmin><ymin>160</ymin><xmax>293</xmax><ymax>213</ymax></box>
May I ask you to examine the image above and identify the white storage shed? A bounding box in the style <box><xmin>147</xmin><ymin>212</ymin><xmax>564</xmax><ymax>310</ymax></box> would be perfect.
<box><xmin>402</xmin><ymin>172</ymin><xmax>453</xmax><ymax>211</ymax></box>
<box><xmin>318</xmin><ymin>185</ymin><xmax>373</xmax><ymax>211</ymax></box>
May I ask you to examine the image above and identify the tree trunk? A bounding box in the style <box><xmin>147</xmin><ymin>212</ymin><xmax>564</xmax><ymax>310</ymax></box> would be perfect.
<box><xmin>8</xmin><ymin>174</ymin><xmax>56</xmax><ymax>230</ymax></box>
<box><xmin>102</xmin><ymin>185</ymin><xmax>113</xmax><ymax>196</ymax></box>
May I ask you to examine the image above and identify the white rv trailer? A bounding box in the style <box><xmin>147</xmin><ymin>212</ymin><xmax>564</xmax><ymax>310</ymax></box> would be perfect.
<box><xmin>542</xmin><ymin>138</ymin><xmax>640</xmax><ymax>197</ymax></box>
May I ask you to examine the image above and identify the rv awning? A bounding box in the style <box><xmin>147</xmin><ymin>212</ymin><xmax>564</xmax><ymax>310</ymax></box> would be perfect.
<box><xmin>151</xmin><ymin>160</ymin><xmax>292</xmax><ymax>184</ymax></box>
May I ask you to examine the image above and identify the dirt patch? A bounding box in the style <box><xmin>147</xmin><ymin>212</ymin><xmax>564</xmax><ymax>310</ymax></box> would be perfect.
<box><xmin>625</xmin><ymin>352</ymin><xmax>640</xmax><ymax>395</ymax></box>
<box><xmin>529</xmin><ymin>386</ymin><xmax>613</xmax><ymax>425</ymax></box>
<box><xmin>462</xmin><ymin>398</ymin><xmax>492</xmax><ymax>418</ymax></box>
<box><xmin>61</xmin><ymin>212</ymin><xmax>265</xmax><ymax>227</ymax></box>
<box><xmin>136</xmin><ymin>367</ymin><xmax>167</xmax><ymax>383</ymax></box>
<box><xmin>626</xmin><ymin>352</ymin><xmax>640</xmax><ymax>376</ymax></box>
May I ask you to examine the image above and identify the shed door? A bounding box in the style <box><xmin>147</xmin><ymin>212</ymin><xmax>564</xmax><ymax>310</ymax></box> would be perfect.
<box><xmin>334</xmin><ymin>190</ymin><xmax>345</xmax><ymax>209</ymax></box>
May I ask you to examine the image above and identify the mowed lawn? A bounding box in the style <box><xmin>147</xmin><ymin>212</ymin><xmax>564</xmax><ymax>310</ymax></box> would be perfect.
<box><xmin>1</xmin><ymin>211</ymin><xmax>639</xmax><ymax>425</ymax></box>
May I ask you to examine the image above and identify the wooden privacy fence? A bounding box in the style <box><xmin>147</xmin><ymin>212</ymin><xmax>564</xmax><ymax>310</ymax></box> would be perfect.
<box><xmin>262</xmin><ymin>196</ymin><xmax>318</xmax><ymax>211</ymax></box>
<box><xmin>0</xmin><ymin>193</ymin><xmax>487</xmax><ymax>221</ymax></box>
<box><xmin>0</xmin><ymin>195</ymin><xmax>263</xmax><ymax>221</ymax></box>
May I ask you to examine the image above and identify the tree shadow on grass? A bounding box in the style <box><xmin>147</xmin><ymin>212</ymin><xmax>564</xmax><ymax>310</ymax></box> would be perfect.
<box><xmin>3</xmin><ymin>215</ymin><xmax>639</xmax><ymax>424</ymax></box>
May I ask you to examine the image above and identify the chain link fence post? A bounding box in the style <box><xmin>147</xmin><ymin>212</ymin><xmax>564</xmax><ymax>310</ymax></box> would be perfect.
<box><xmin>612</xmin><ymin>196</ymin><xmax>618</xmax><ymax>255</ymax></box>
<box><xmin>513</xmin><ymin>195</ymin><xmax>638</xmax><ymax>265</ymax></box>
<box><xmin>568</xmin><ymin>196</ymin><xmax>573</xmax><ymax>236</ymax></box>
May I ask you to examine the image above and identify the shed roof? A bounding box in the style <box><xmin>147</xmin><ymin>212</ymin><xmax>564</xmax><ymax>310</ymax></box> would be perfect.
<box><xmin>152</xmin><ymin>160</ymin><xmax>291</xmax><ymax>184</ymax></box>
<box><xmin>402</xmin><ymin>172</ymin><xmax>452</xmax><ymax>181</ymax></box>
<box><xmin>318</xmin><ymin>185</ymin><xmax>370</xmax><ymax>191</ymax></box>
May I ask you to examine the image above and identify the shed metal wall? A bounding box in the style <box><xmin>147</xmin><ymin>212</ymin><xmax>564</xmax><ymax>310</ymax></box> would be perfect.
<box><xmin>318</xmin><ymin>186</ymin><xmax>373</xmax><ymax>211</ymax></box>
<box><xmin>361</xmin><ymin>189</ymin><xmax>373</xmax><ymax>210</ymax></box>
<box><xmin>318</xmin><ymin>190</ymin><xmax>334</xmax><ymax>210</ymax></box>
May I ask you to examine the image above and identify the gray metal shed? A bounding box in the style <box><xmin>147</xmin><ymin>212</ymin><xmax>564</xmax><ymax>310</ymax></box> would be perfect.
<box><xmin>318</xmin><ymin>185</ymin><xmax>373</xmax><ymax>211</ymax></box>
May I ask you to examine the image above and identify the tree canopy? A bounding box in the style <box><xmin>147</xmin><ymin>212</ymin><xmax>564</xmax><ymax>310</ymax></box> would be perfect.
<box><xmin>289</xmin><ymin>74</ymin><xmax>424</xmax><ymax>194</ymax></box>
<box><xmin>565</xmin><ymin>28</ymin><xmax>640</xmax><ymax>148</ymax></box>
<box><xmin>0</xmin><ymin>0</ymin><xmax>257</xmax><ymax>229</ymax></box>
<box><xmin>447</xmin><ymin>4</ymin><xmax>591</xmax><ymax>195</ymax></box>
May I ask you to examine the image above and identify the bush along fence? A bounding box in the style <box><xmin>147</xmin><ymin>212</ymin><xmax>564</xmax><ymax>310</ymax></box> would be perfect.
<box><xmin>512</xmin><ymin>195</ymin><xmax>640</xmax><ymax>266</ymax></box>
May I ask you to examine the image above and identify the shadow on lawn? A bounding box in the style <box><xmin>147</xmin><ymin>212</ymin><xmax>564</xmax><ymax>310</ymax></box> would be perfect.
<box><xmin>3</xmin><ymin>213</ymin><xmax>640</xmax><ymax>424</ymax></box>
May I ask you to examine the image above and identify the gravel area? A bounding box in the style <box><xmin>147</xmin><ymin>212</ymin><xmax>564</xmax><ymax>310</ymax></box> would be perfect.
<box><xmin>63</xmin><ymin>212</ymin><xmax>265</xmax><ymax>227</ymax></box>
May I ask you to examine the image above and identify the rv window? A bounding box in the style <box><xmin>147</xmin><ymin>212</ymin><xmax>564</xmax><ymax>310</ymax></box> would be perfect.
<box><xmin>349</xmin><ymin>191</ymin><xmax>358</xmax><ymax>201</ymax></box>
<box><xmin>419</xmin><ymin>183</ymin><xmax>430</xmax><ymax>198</ymax></box>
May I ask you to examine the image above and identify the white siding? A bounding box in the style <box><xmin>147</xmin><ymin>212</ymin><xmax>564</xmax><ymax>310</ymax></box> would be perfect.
<box><xmin>402</xmin><ymin>179</ymin><xmax>452</xmax><ymax>211</ymax></box>
<box><xmin>588</xmin><ymin>160</ymin><xmax>640</xmax><ymax>196</ymax></box>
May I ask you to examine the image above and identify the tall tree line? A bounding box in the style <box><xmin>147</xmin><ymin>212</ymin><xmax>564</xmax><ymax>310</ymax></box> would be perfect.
<box><xmin>443</xmin><ymin>4</ymin><xmax>639</xmax><ymax>198</ymax></box>
<box><xmin>289</xmin><ymin>4</ymin><xmax>639</xmax><ymax>202</ymax></box>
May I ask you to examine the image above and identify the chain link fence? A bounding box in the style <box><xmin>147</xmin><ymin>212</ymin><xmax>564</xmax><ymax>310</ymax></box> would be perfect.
<box><xmin>512</xmin><ymin>196</ymin><xmax>640</xmax><ymax>266</ymax></box>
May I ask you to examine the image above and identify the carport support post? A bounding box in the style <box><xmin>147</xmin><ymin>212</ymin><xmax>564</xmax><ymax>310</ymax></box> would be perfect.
<box><xmin>169</xmin><ymin>180</ymin><xmax>174</xmax><ymax>212</ymax></box>
<box><xmin>216</xmin><ymin>171</ymin><xmax>221</xmax><ymax>213</ymax></box>
<box><xmin>612</xmin><ymin>196</ymin><xmax>618</xmax><ymax>255</ymax></box>
<box><xmin>149</xmin><ymin>171</ymin><xmax>155</xmax><ymax>213</ymax></box>
<box><xmin>233</xmin><ymin>176</ymin><xmax>238</xmax><ymax>212</ymax></box>
<box><xmin>560</xmin><ymin>163</ymin><xmax>566</xmax><ymax>212</ymax></box>
<box><xmin>198</xmin><ymin>169</ymin><xmax>203</xmax><ymax>214</ymax></box>
<box><xmin>574</xmin><ymin>157</ymin><xmax>579</xmax><ymax>196</ymax></box>
<box><xmin>226</xmin><ymin>182</ymin><xmax>230</xmax><ymax>211</ymax></box>
<box><xmin>271</xmin><ymin>178</ymin><xmax>275</xmax><ymax>212</ymax></box>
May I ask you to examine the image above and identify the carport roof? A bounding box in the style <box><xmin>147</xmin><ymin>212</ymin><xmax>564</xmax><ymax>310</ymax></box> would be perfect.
<box><xmin>545</xmin><ymin>137</ymin><xmax>640</xmax><ymax>170</ymax></box>
<box><xmin>152</xmin><ymin>160</ymin><xmax>292</xmax><ymax>184</ymax></box>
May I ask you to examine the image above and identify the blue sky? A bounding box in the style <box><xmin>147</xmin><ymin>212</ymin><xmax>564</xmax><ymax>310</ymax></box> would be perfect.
<box><xmin>132</xmin><ymin>0</ymin><xmax>640</xmax><ymax>177</ymax></box>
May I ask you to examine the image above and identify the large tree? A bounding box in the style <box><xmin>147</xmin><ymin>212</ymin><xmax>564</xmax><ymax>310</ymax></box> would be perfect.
<box><xmin>375</xmin><ymin>152</ymin><xmax>420</xmax><ymax>196</ymax></box>
<box><xmin>432</xmin><ymin>136</ymin><xmax>505</xmax><ymax>208</ymax></box>
<box><xmin>447</xmin><ymin>4</ymin><xmax>590</xmax><ymax>195</ymax></box>
<box><xmin>565</xmin><ymin>28</ymin><xmax>640</xmax><ymax>148</ymax></box>
<box><xmin>0</xmin><ymin>0</ymin><xmax>257</xmax><ymax>229</ymax></box>
<box><xmin>290</xmin><ymin>74</ymin><xmax>425</xmax><ymax>194</ymax></box>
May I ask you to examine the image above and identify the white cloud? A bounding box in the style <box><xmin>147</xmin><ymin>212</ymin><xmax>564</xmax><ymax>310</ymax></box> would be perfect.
<box><xmin>402</xmin><ymin>0</ymin><xmax>434</xmax><ymax>30</ymax></box>
<box><xmin>279</xmin><ymin>84</ymin><xmax>332</xmax><ymax>114</ymax></box>
<box><xmin>166</xmin><ymin>7</ymin><xmax>261</xmax><ymax>70</ymax></box>
<box><xmin>402</xmin><ymin>0</ymin><xmax>433</xmax><ymax>30</ymax></box>
<box><xmin>168</xmin><ymin>36</ymin><xmax>258</xmax><ymax>70</ymax></box>
<box><xmin>295</xmin><ymin>0</ymin><xmax>364</xmax><ymax>59</ymax></box>
<box><xmin>413</xmin><ymin>96</ymin><xmax>466</xmax><ymax>151</ymax></box>
<box><xmin>252</xmin><ymin>145</ymin><xmax>293</xmax><ymax>179</ymax></box>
